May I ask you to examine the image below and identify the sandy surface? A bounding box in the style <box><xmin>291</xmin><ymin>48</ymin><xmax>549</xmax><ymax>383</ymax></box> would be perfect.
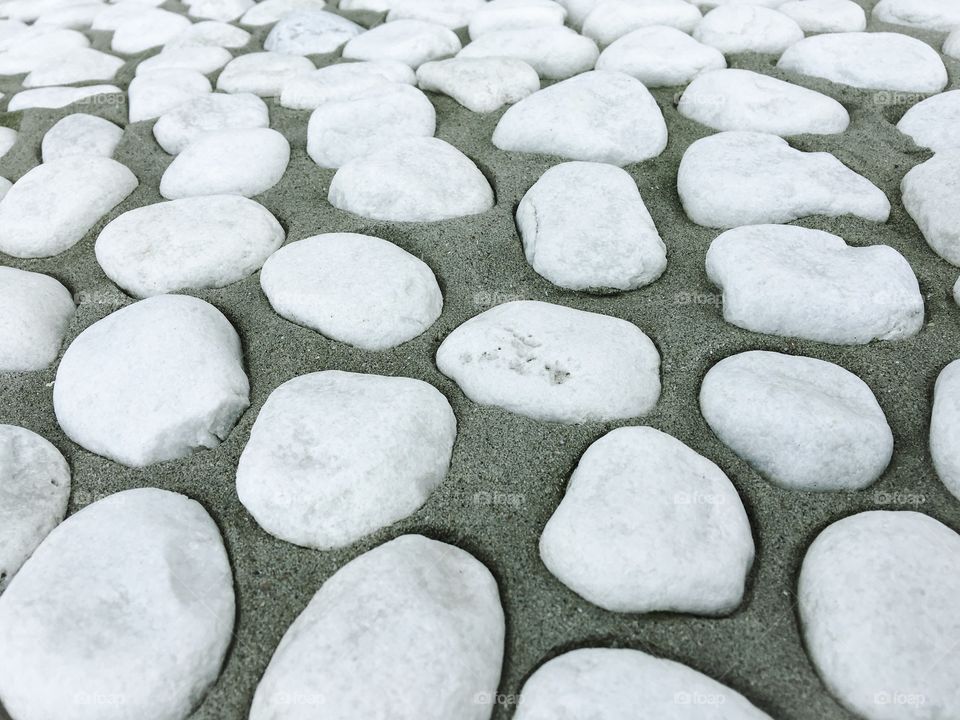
<box><xmin>1</xmin><ymin>2</ymin><xmax>959</xmax><ymax>718</ymax></box>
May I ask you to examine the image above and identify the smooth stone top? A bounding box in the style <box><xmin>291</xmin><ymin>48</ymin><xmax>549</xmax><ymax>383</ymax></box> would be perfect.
<box><xmin>457</xmin><ymin>26</ymin><xmax>599</xmax><ymax>80</ymax></box>
<box><xmin>342</xmin><ymin>19</ymin><xmax>462</xmax><ymax>68</ymax></box>
<box><xmin>134</xmin><ymin>45</ymin><xmax>233</xmax><ymax>76</ymax></box>
<box><xmin>152</xmin><ymin>92</ymin><xmax>270</xmax><ymax>154</ymax></box>
<box><xmin>0</xmin><ymin>267</ymin><xmax>76</xmax><ymax>372</ymax></box>
<box><xmin>902</xmin><ymin>150</ymin><xmax>960</xmax><ymax>266</ymax></box>
<box><xmin>872</xmin><ymin>0</ymin><xmax>960</xmax><ymax>31</ymax></box>
<box><xmin>417</xmin><ymin>56</ymin><xmax>541</xmax><ymax>112</ymax></box>
<box><xmin>128</xmin><ymin>69</ymin><xmax>213</xmax><ymax>122</ymax></box>
<box><xmin>778</xmin><ymin>0</ymin><xmax>866</xmax><ymax>32</ymax></box>
<box><xmin>22</xmin><ymin>47</ymin><xmax>123</xmax><ymax>88</ymax></box>
<box><xmin>932</xmin><ymin>360</ymin><xmax>960</xmax><ymax>502</ymax></box>
<box><xmin>693</xmin><ymin>5</ymin><xmax>803</xmax><ymax>54</ymax></box>
<box><xmin>165</xmin><ymin>19</ymin><xmax>253</xmax><ymax>47</ymax></box>
<box><xmin>41</xmin><ymin>113</ymin><xmax>123</xmax><ymax>162</ymax></box>
<box><xmin>0</xmin><ymin>127</ymin><xmax>15</xmax><ymax>160</ymax></box>
<box><xmin>240</xmin><ymin>0</ymin><xmax>328</xmax><ymax>26</ymax></box>
<box><xmin>217</xmin><ymin>51</ymin><xmax>316</xmax><ymax>96</ymax></box>
<box><xmin>595</xmin><ymin>25</ymin><xmax>727</xmax><ymax>88</ymax></box>
<box><xmin>186</xmin><ymin>0</ymin><xmax>256</xmax><ymax>22</ymax></box>
<box><xmin>582</xmin><ymin>0</ymin><xmax>704</xmax><ymax>46</ymax></box>
<box><xmin>386</xmin><ymin>0</ymin><xmax>487</xmax><ymax>27</ymax></box>
<box><xmin>6</xmin><ymin>85</ymin><xmax>122</xmax><ymax>111</ymax></box>
<box><xmin>110</xmin><ymin>8</ymin><xmax>192</xmax><ymax>54</ymax></box>
<box><xmin>468</xmin><ymin>0</ymin><xmax>567</xmax><ymax>39</ymax></box>
<box><xmin>897</xmin><ymin>90</ymin><xmax>960</xmax><ymax>154</ymax></box>
<box><xmin>947</xmin><ymin>28</ymin><xmax>960</xmax><ymax>59</ymax></box>
<box><xmin>263</xmin><ymin>9</ymin><xmax>364</xmax><ymax>55</ymax></box>
<box><xmin>437</xmin><ymin>300</ymin><xmax>661</xmax><ymax>423</ymax></box>
<box><xmin>280</xmin><ymin>59</ymin><xmax>416</xmax><ymax>109</ymax></box>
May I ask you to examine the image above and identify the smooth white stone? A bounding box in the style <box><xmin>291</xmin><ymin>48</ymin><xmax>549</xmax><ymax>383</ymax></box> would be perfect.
<box><xmin>493</xmin><ymin>70</ymin><xmax>667</xmax><ymax>165</ymax></box>
<box><xmin>701</xmin><ymin>351</ymin><xmax>893</xmax><ymax>490</ymax></box>
<box><xmin>264</xmin><ymin>10</ymin><xmax>363</xmax><ymax>54</ymax></box>
<box><xmin>134</xmin><ymin>45</ymin><xmax>232</xmax><ymax>76</ymax></box>
<box><xmin>3</xmin><ymin>0</ymin><xmax>105</xmax><ymax>23</ymax></box>
<box><xmin>280</xmin><ymin>59</ymin><xmax>415</xmax><ymax>109</ymax></box>
<box><xmin>328</xmin><ymin>137</ymin><xmax>493</xmax><ymax>221</ymax></box>
<box><xmin>0</xmin><ymin>28</ymin><xmax>89</xmax><ymax>74</ymax></box>
<box><xmin>946</xmin><ymin>28</ymin><xmax>960</xmax><ymax>58</ymax></box>
<box><xmin>873</xmin><ymin>0</ymin><xmax>960</xmax><ymax>31</ymax></box>
<box><xmin>897</xmin><ymin>90</ymin><xmax>960</xmax><ymax>153</ymax></box>
<box><xmin>249</xmin><ymin>535</ymin><xmax>503</xmax><ymax>720</ymax></box>
<box><xmin>165</xmin><ymin>20</ymin><xmax>252</xmax><ymax>48</ymax></box>
<box><xmin>677</xmin><ymin>131</ymin><xmax>890</xmax><ymax>228</ymax></box>
<box><xmin>42</xmin><ymin>114</ymin><xmax>122</xmax><ymax>163</ymax></box>
<box><xmin>260</xmin><ymin>233</ymin><xmax>442</xmax><ymax>350</ymax></box>
<box><xmin>678</xmin><ymin>68</ymin><xmax>849</xmax><ymax>135</ymax></box>
<box><xmin>902</xmin><ymin>151</ymin><xmax>960</xmax><ymax>266</ymax></box>
<box><xmin>457</xmin><ymin>26</ymin><xmax>598</xmax><ymax>80</ymax></box>
<box><xmin>23</xmin><ymin>47</ymin><xmax>122</xmax><ymax>87</ymax></box>
<box><xmin>34</xmin><ymin>3</ymin><xmax>104</xmax><ymax>29</ymax></box>
<box><xmin>556</xmin><ymin>0</ymin><xmax>602</xmax><ymax>27</ymax></box>
<box><xmin>216</xmin><ymin>51</ymin><xmax>315</xmax><ymax>95</ymax></box>
<box><xmin>706</xmin><ymin>224</ymin><xmax>923</xmax><ymax>344</ymax></box>
<box><xmin>110</xmin><ymin>8</ymin><xmax>192</xmax><ymax>54</ymax></box>
<box><xmin>92</xmin><ymin>2</ymin><xmax>146</xmax><ymax>30</ymax></box>
<box><xmin>540</xmin><ymin>426</ymin><xmax>754</xmax><ymax>614</ymax></box>
<box><xmin>596</xmin><ymin>25</ymin><xmax>726</xmax><ymax>87</ymax></box>
<box><xmin>53</xmin><ymin>295</ymin><xmax>249</xmax><ymax>467</ymax></box>
<box><xmin>0</xmin><ymin>177</ymin><xmax>10</xmax><ymax>199</ymax></box>
<box><xmin>0</xmin><ymin>126</ymin><xmax>14</xmax><ymax>159</ymax></box>
<box><xmin>582</xmin><ymin>0</ymin><xmax>703</xmax><ymax>46</ymax></box>
<box><xmin>954</xmin><ymin>276</ymin><xmax>960</xmax><ymax>306</ymax></box>
<box><xmin>342</xmin><ymin>19</ymin><xmax>462</xmax><ymax>69</ymax></box>
<box><xmin>515</xmin><ymin>648</ymin><xmax>773</xmax><ymax>720</ymax></box>
<box><xmin>932</xmin><ymin>360</ymin><xmax>960</xmax><ymax>502</ymax></box>
<box><xmin>0</xmin><ymin>267</ymin><xmax>75</xmax><ymax>372</ymax></box>
<box><xmin>0</xmin><ymin>157</ymin><xmax>137</xmax><ymax>259</ymax></box>
<box><xmin>517</xmin><ymin>161</ymin><xmax>665</xmax><ymax>291</ymax></box>
<box><xmin>96</xmin><ymin>195</ymin><xmax>284</xmax><ymax>297</ymax></box>
<box><xmin>240</xmin><ymin>0</ymin><xmax>327</xmax><ymax>26</ymax></box>
<box><xmin>778</xmin><ymin>32</ymin><xmax>948</xmax><ymax>93</ymax></box>
<box><xmin>387</xmin><ymin>0</ymin><xmax>486</xmax><ymax>27</ymax></box>
<box><xmin>237</xmin><ymin>372</ymin><xmax>455</xmax><ymax>548</ymax></box>
<box><xmin>153</xmin><ymin>92</ymin><xmax>269</xmax><ymax>154</ymax></box>
<box><xmin>417</xmin><ymin>56</ymin><xmax>539</xmax><ymax>112</ymax></box>
<box><xmin>0</xmin><ymin>18</ymin><xmax>29</xmax><ymax>46</ymax></box>
<box><xmin>468</xmin><ymin>0</ymin><xmax>567</xmax><ymax>38</ymax></box>
<box><xmin>778</xmin><ymin>0</ymin><xmax>865</xmax><ymax>32</ymax></box>
<box><xmin>0</xmin><ymin>425</ymin><xmax>69</xmax><ymax>591</ymax></box>
<box><xmin>6</xmin><ymin>84</ymin><xmax>121</xmax><ymax>111</ymax></box>
<box><xmin>437</xmin><ymin>300</ymin><xmax>661</xmax><ymax>423</ymax></box>
<box><xmin>186</xmin><ymin>0</ymin><xmax>255</xmax><ymax>21</ymax></box>
<box><xmin>0</xmin><ymin>488</ymin><xmax>234</xmax><ymax>720</ymax></box>
<box><xmin>694</xmin><ymin>5</ymin><xmax>803</xmax><ymax>54</ymax></box>
<box><xmin>160</xmin><ymin>127</ymin><xmax>289</xmax><ymax>199</ymax></box>
<box><xmin>799</xmin><ymin>511</ymin><xmax>960</xmax><ymax>720</ymax></box>
<box><xmin>306</xmin><ymin>84</ymin><xmax>435</xmax><ymax>168</ymax></box>
<box><xmin>128</xmin><ymin>69</ymin><xmax>212</xmax><ymax>122</ymax></box>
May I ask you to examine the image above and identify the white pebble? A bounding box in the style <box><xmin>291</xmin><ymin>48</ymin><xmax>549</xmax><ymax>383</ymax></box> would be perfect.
<box><xmin>185</xmin><ymin>0</ymin><xmax>255</xmax><ymax>21</ymax></box>
<box><xmin>0</xmin><ymin>267</ymin><xmax>75</xmax><ymax>372</ymax></box>
<box><xmin>932</xmin><ymin>360</ymin><xmax>960</xmax><ymax>502</ymax></box>
<box><xmin>342</xmin><ymin>19</ymin><xmax>462</xmax><ymax>69</ymax></box>
<box><xmin>694</xmin><ymin>5</ymin><xmax>803</xmax><ymax>55</ymax></box>
<box><xmin>897</xmin><ymin>90</ymin><xmax>960</xmax><ymax>154</ymax></box>
<box><xmin>6</xmin><ymin>84</ymin><xmax>121</xmax><ymax>111</ymax></box>
<box><xmin>582</xmin><ymin>0</ymin><xmax>703</xmax><ymax>46</ymax></box>
<box><xmin>42</xmin><ymin>113</ymin><xmax>123</xmax><ymax>162</ymax></box>
<box><xmin>280</xmin><ymin>59</ymin><xmax>415</xmax><ymax>109</ymax></box>
<box><xmin>0</xmin><ymin>28</ymin><xmax>89</xmax><ymax>74</ymax></box>
<box><xmin>216</xmin><ymin>51</ymin><xmax>315</xmax><ymax>96</ymax></box>
<box><xmin>457</xmin><ymin>26</ymin><xmax>598</xmax><ymax>80</ymax></box>
<box><xmin>153</xmin><ymin>92</ymin><xmax>269</xmax><ymax>154</ymax></box>
<box><xmin>165</xmin><ymin>20</ymin><xmax>252</xmax><ymax>48</ymax></box>
<box><xmin>778</xmin><ymin>0</ymin><xmax>865</xmax><ymax>32</ymax></box>
<box><xmin>872</xmin><ymin>0</ymin><xmax>960</xmax><ymax>31</ymax></box>
<box><xmin>386</xmin><ymin>0</ymin><xmax>486</xmax><ymax>27</ymax></box>
<box><xmin>110</xmin><ymin>8</ymin><xmax>192</xmax><ymax>54</ymax></box>
<box><xmin>946</xmin><ymin>28</ymin><xmax>960</xmax><ymax>59</ymax></box>
<box><xmin>134</xmin><ymin>45</ymin><xmax>233</xmax><ymax>76</ymax></box>
<box><xmin>23</xmin><ymin>47</ymin><xmax>123</xmax><ymax>88</ymax></box>
<box><xmin>902</xmin><ymin>151</ymin><xmax>960</xmax><ymax>266</ymax></box>
<box><xmin>468</xmin><ymin>0</ymin><xmax>567</xmax><ymax>39</ymax></box>
<box><xmin>264</xmin><ymin>9</ymin><xmax>364</xmax><ymax>55</ymax></box>
<box><xmin>128</xmin><ymin>68</ymin><xmax>212</xmax><ymax>122</ymax></box>
<box><xmin>596</xmin><ymin>25</ymin><xmax>726</xmax><ymax>87</ymax></box>
<box><xmin>239</xmin><ymin>0</ymin><xmax>327</xmax><ymax>26</ymax></box>
<box><xmin>417</xmin><ymin>56</ymin><xmax>540</xmax><ymax>112</ymax></box>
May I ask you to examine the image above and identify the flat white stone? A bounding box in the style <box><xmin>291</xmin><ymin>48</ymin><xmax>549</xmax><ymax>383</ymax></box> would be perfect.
<box><xmin>237</xmin><ymin>372</ymin><xmax>455</xmax><ymax>548</ymax></box>
<box><xmin>457</xmin><ymin>26</ymin><xmax>599</xmax><ymax>80</ymax></box>
<box><xmin>34</xmin><ymin>2</ymin><xmax>104</xmax><ymax>29</ymax></box>
<box><xmin>260</xmin><ymin>233</ymin><xmax>442</xmax><ymax>350</ymax></box>
<box><xmin>0</xmin><ymin>177</ymin><xmax>10</xmax><ymax>199</ymax></box>
<box><xmin>53</xmin><ymin>295</ymin><xmax>249</xmax><ymax>467</ymax></box>
<box><xmin>540</xmin><ymin>426</ymin><xmax>754</xmax><ymax>614</ymax></box>
<box><xmin>897</xmin><ymin>90</ymin><xmax>960</xmax><ymax>154</ymax></box>
<box><xmin>387</xmin><ymin>0</ymin><xmax>486</xmax><ymax>27</ymax></box>
<box><xmin>0</xmin><ymin>267</ymin><xmax>75</xmax><ymax>372</ymax></box>
<box><xmin>706</xmin><ymin>224</ymin><xmax>923</xmax><ymax>344</ymax></box>
<box><xmin>0</xmin><ymin>18</ymin><xmax>29</xmax><ymax>46</ymax></box>
<box><xmin>0</xmin><ymin>425</ymin><xmax>69</xmax><ymax>591</ymax></box>
<box><xmin>694</xmin><ymin>5</ymin><xmax>803</xmax><ymax>54</ymax></box>
<box><xmin>0</xmin><ymin>157</ymin><xmax>137</xmax><ymax>259</ymax></box>
<box><xmin>596</xmin><ymin>25</ymin><xmax>726</xmax><ymax>87</ymax></box>
<box><xmin>165</xmin><ymin>20</ymin><xmax>252</xmax><ymax>48</ymax></box>
<box><xmin>677</xmin><ymin>131</ymin><xmax>890</xmax><ymax>228</ymax></box>
<box><xmin>468</xmin><ymin>0</ymin><xmax>567</xmax><ymax>38</ymax></box>
<box><xmin>41</xmin><ymin>113</ymin><xmax>122</xmax><ymax>162</ymax></box>
<box><xmin>249</xmin><ymin>535</ymin><xmax>503</xmax><ymax>719</ymax></box>
<box><xmin>437</xmin><ymin>300</ymin><xmax>661</xmax><ymax>423</ymax></box>
<box><xmin>128</xmin><ymin>69</ymin><xmax>212</xmax><ymax>122</ymax></box>
<box><xmin>518</xmin><ymin>161</ymin><xmax>665</xmax><ymax>292</ymax></box>
<box><xmin>240</xmin><ymin>0</ymin><xmax>327</xmax><ymax>26</ymax></box>
<box><xmin>6</xmin><ymin>84</ymin><xmax>121</xmax><ymax>111</ymax></box>
<box><xmin>328</xmin><ymin>137</ymin><xmax>493</xmax><ymax>221</ymax></box>
<box><xmin>932</xmin><ymin>360</ymin><xmax>960</xmax><ymax>502</ymax></box>
<box><xmin>96</xmin><ymin>195</ymin><xmax>284</xmax><ymax>297</ymax></box>
<box><xmin>216</xmin><ymin>51</ymin><xmax>315</xmax><ymax>96</ymax></box>
<box><xmin>700</xmin><ymin>350</ymin><xmax>893</xmax><ymax>490</ymax></box>
<box><xmin>160</xmin><ymin>127</ymin><xmax>290</xmax><ymax>199</ymax></box>
<box><xmin>778</xmin><ymin>0</ymin><xmax>865</xmax><ymax>32</ymax></box>
<box><xmin>110</xmin><ymin>8</ymin><xmax>192</xmax><ymax>54</ymax></box>
<box><xmin>307</xmin><ymin>84</ymin><xmax>435</xmax><ymax>168</ymax></box>
<box><xmin>0</xmin><ymin>488</ymin><xmax>234</xmax><ymax>720</ymax></box>
<box><xmin>186</xmin><ymin>0</ymin><xmax>255</xmax><ymax>21</ymax></box>
<box><xmin>493</xmin><ymin>70</ymin><xmax>667</xmax><ymax>165</ymax></box>
<box><xmin>946</xmin><ymin>28</ymin><xmax>960</xmax><ymax>59</ymax></box>
<box><xmin>134</xmin><ymin>45</ymin><xmax>232</xmax><ymax>76</ymax></box>
<box><xmin>264</xmin><ymin>9</ymin><xmax>363</xmax><ymax>55</ymax></box>
<box><xmin>23</xmin><ymin>47</ymin><xmax>123</xmax><ymax>88</ymax></box>
<box><xmin>679</xmin><ymin>68</ymin><xmax>849</xmax><ymax>136</ymax></box>
<box><xmin>342</xmin><ymin>19</ymin><xmax>462</xmax><ymax>69</ymax></box>
<box><xmin>92</xmin><ymin>2</ymin><xmax>147</xmax><ymax>31</ymax></box>
<box><xmin>556</xmin><ymin>0</ymin><xmax>603</xmax><ymax>28</ymax></box>
<box><xmin>153</xmin><ymin>92</ymin><xmax>269</xmax><ymax>154</ymax></box>
<box><xmin>582</xmin><ymin>0</ymin><xmax>703</xmax><ymax>46</ymax></box>
<box><xmin>338</xmin><ymin>0</ymin><xmax>399</xmax><ymax>12</ymax></box>
<box><xmin>281</xmin><ymin>59</ymin><xmax>415</xmax><ymax>109</ymax></box>
<box><xmin>778</xmin><ymin>32</ymin><xmax>948</xmax><ymax>93</ymax></box>
<box><xmin>799</xmin><ymin>511</ymin><xmax>960</xmax><ymax>719</ymax></box>
<box><xmin>873</xmin><ymin>0</ymin><xmax>960</xmax><ymax>31</ymax></box>
<box><xmin>0</xmin><ymin>126</ymin><xmax>15</xmax><ymax>159</ymax></box>
<box><xmin>515</xmin><ymin>648</ymin><xmax>773</xmax><ymax>720</ymax></box>
<box><xmin>902</xmin><ymin>151</ymin><xmax>960</xmax><ymax>265</ymax></box>
<box><xmin>0</xmin><ymin>28</ymin><xmax>89</xmax><ymax>74</ymax></box>
<box><xmin>417</xmin><ymin>56</ymin><xmax>539</xmax><ymax>112</ymax></box>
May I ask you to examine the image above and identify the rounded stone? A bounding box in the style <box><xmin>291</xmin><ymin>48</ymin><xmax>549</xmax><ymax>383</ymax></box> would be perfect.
<box><xmin>0</xmin><ymin>267</ymin><xmax>76</xmax><ymax>372</ymax></box>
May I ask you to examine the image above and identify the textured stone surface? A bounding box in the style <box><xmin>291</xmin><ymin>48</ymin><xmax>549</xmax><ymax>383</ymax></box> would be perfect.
<box><xmin>342</xmin><ymin>19</ymin><xmax>462</xmax><ymax>68</ymax></box>
<box><xmin>582</xmin><ymin>0</ymin><xmax>703</xmax><ymax>46</ymax></box>
<box><xmin>280</xmin><ymin>59</ymin><xmax>415</xmax><ymax>109</ymax></box>
<box><xmin>417</xmin><ymin>56</ymin><xmax>540</xmax><ymax>112</ymax></box>
<box><xmin>457</xmin><ymin>26</ymin><xmax>599</xmax><ymax>80</ymax></box>
<box><xmin>595</xmin><ymin>25</ymin><xmax>726</xmax><ymax>87</ymax></box>
<box><xmin>41</xmin><ymin>113</ymin><xmax>122</xmax><ymax>162</ymax></box>
<box><xmin>263</xmin><ymin>9</ymin><xmax>363</xmax><ymax>55</ymax></box>
<box><xmin>902</xmin><ymin>150</ymin><xmax>960</xmax><ymax>266</ymax></box>
<box><xmin>693</xmin><ymin>5</ymin><xmax>803</xmax><ymax>54</ymax></box>
<box><xmin>0</xmin><ymin>267</ymin><xmax>76</xmax><ymax>372</ymax></box>
<box><xmin>152</xmin><ymin>92</ymin><xmax>270</xmax><ymax>154</ymax></box>
<box><xmin>128</xmin><ymin>69</ymin><xmax>212</xmax><ymax>122</ymax></box>
<box><xmin>931</xmin><ymin>359</ymin><xmax>960</xmax><ymax>502</ymax></box>
<box><xmin>216</xmin><ymin>51</ymin><xmax>315</xmax><ymax>96</ymax></box>
<box><xmin>897</xmin><ymin>90</ymin><xmax>960</xmax><ymax>154</ymax></box>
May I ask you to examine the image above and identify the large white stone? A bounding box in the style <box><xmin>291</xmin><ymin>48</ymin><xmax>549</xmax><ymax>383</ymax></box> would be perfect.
<box><xmin>693</xmin><ymin>5</ymin><xmax>803</xmax><ymax>54</ymax></box>
<box><xmin>706</xmin><ymin>225</ymin><xmax>923</xmax><ymax>344</ymax></box>
<box><xmin>678</xmin><ymin>68</ymin><xmax>849</xmax><ymax>135</ymax></box>
<box><xmin>0</xmin><ymin>267</ymin><xmax>75</xmax><ymax>372</ymax></box>
<box><xmin>165</xmin><ymin>20</ymin><xmax>252</xmax><ymax>48</ymax></box>
<box><xmin>135</xmin><ymin>45</ymin><xmax>233</xmax><ymax>76</ymax></box>
<box><xmin>468</xmin><ymin>0</ymin><xmax>567</xmax><ymax>38</ymax></box>
<box><xmin>328</xmin><ymin>137</ymin><xmax>493</xmax><ymax>221</ymax></box>
<box><xmin>160</xmin><ymin>128</ymin><xmax>289</xmax><ymax>199</ymax></box>
<box><xmin>0</xmin><ymin>425</ymin><xmax>69</xmax><ymax>591</ymax></box>
<box><xmin>677</xmin><ymin>131</ymin><xmax>890</xmax><ymax>228</ymax></box>
<box><xmin>96</xmin><ymin>196</ymin><xmax>284</xmax><ymax>297</ymax></box>
<box><xmin>873</xmin><ymin>0</ymin><xmax>960</xmax><ymax>31</ymax></box>
<box><xmin>555</xmin><ymin>0</ymin><xmax>603</xmax><ymax>27</ymax></box>
<box><xmin>92</xmin><ymin>2</ymin><xmax>149</xmax><ymax>31</ymax></box>
<box><xmin>595</xmin><ymin>25</ymin><xmax>726</xmax><ymax>87</ymax></box>
<box><xmin>0</xmin><ymin>488</ymin><xmax>234</xmax><ymax>720</ymax></box>
<box><xmin>307</xmin><ymin>84</ymin><xmax>435</xmax><ymax>168</ymax></box>
<box><xmin>110</xmin><ymin>8</ymin><xmax>192</xmax><ymax>54</ymax></box>
<box><xmin>417</xmin><ymin>56</ymin><xmax>540</xmax><ymax>112</ymax></box>
<box><xmin>540</xmin><ymin>426</ymin><xmax>754</xmax><ymax>614</ymax></box>
<box><xmin>237</xmin><ymin>372</ymin><xmax>456</xmax><ymax>548</ymax></box>
<box><xmin>517</xmin><ymin>161</ymin><xmax>665</xmax><ymax>292</ymax></box>
<box><xmin>386</xmin><ymin>0</ymin><xmax>486</xmax><ymax>27</ymax></box>
<box><xmin>902</xmin><ymin>151</ymin><xmax>960</xmax><ymax>266</ymax></box>
<box><xmin>240</xmin><ymin>0</ymin><xmax>327</xmax><ymax>26</ymax></box>
<box><xmin>778</xmin><ymin>0</ymin><xmax>866</xmax><ymax>32</ymax></box>
<box><xmin>515</xmin><ymin>648</ymin><xmax>773</xmax><ymax>720</ymax></box>
<box><xmin>0</xmin><ymin>157</ymin><xmax>137</xmax><ymax>259</ymax></box>
<box><xmin>128</xmin><ymin>69</ymin><xmax>212</xmax><ymax>122</ymax></box>
<box><xmin>152</xmin><ymin>92</ymin><xmax>270</xmax><ymax>154</ymax></box>
<box><xmin>263</xmin><ymin>9</ymin><xmax>363</xmax><ymax>54</ymax></box>
<box><xmin>41</xmin><ymin>113</ymin><xmax>122</xmax><ymax>162</ymax></box>
<box><xmin>493</xmin><ymin>70</ymin><xmax>667</xmax><ymax>165</ymax></box>
<box><xmin>897</xmin><ymin>90</ymin><xmax>960</xmax><ymax>154</ymax></box>
<box><xmin>799</xmin><ymin>511</ymin><xmax>960</xmax><ymax>720</ymax></box>
<box><xmin>437</xmin><ymin>300</ymin><xmax>661</xmax><ymax>423</ymax></box>
<box><xmin>778</xmin><ymin>32</ymin><xmax>948</xmax><ymax>93</ymax></box>
<box><xmin>53</xmin><ymin>295</ymin><xmax>250</xmax><ymax>467</ymax></box>
<box><xmin>342</xmin><ymin>19</ymin><xmax>462</xmax><ymax>68</ymax></box>
<box><xmin>700</xmin><ymin>351</ymin><xmax>893</xmax><ymax>490</ymax></box>
<box><xmin>23</xmin><ymin>47</ymin><xmax>123</xmax><ymax>88</ymax></box>
<box><xmin>582</xmin><ymin>0</ymin><xmax>704</xmax><ymax>46</ymax></box>
<box><xmin>932</xmin><ymin>360</ymin><xmax>960</xmax><ymax>502</ymax></box>
<box><xmin>260</xmin><ymin>233</ymin><xmax>443</xmax><ymax>350</ymax></box>
<box><xmin>0</xmin><ymin>28</ymin><xmax>89</xmax><ymax>74</ymax></box>
<box><xmin>249</xmin><ymin>534</ymin><xmax>503</xmax><ymax>720</ymax></box>
<box><xmin>216</xmin><ymin>51</ymin><xmax>315</xmax><ymax>96</ymax></box>
<box><xmin>280</xmin><ymin>59</ymin><xmax>415</xmax><ymax>109</ymax></box>
<box><xmin>186</xmin><ymin>0</ymin><xmax>255</xmax><ymax>22</ymax></box>
<box><xmin>6</xmin><ymin>85</ymin><xmax>121</xmax><ymax>111</ymax></box>
<box><xmin>458</xmin><ymin>26</ymin><xmax>599</xmax><ymax>80</ymax></box>
<box><xmin>947</xmin><ymin>28</ymin><xmax>960</xmax><ymax>59</ymax></box>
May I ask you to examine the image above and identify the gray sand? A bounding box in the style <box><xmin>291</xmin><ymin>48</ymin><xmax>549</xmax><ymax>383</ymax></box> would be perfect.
<box><xmin>1</xmin><ymin>2</ymin><xmax>959</xmax><ymax>718</ymax></box>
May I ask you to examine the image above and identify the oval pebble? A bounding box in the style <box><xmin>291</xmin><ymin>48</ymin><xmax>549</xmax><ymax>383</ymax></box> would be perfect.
<box><xmin>416</xmin><ymin>56</ymin><xmax>540</xmax><ymax>113</ymax></box>
<box><xmin>165</xmin><ymin>20</ymin><xmax>252</xmax><ymax>48</ymax></box>
<box><xmin>778</xmin><ymin>0</ymin><xmax>865</xmax><ymax>32</ymax></box>
<box><xmin>595</xmin><ymin>25</ymin><xmax>727</xmax><ymax>88</ymax></box>
<box><xmin>6</xmin><ymin>84</ymin><xmax>122</xmax><ymax>111</ymax></box>
<box><xmin>128</xmin><ymin>68</ymin><xmax>213</xmax><ymax>122</ymax></box>
<box><xmin>342</xmin><ymin>19</ymin><xmax>462</xmax><ymax>69</ymax></box>
<box><xmin>263</xmin><ymin>9</ymin><xmax>364</xmax><ymax>55</ymax></box>
<box><xmin>240</xmin><ymin>0</ymin><xmax>327</xmax><ymax>26</ymax></box>
<box><xmin>280</xmin><ymin>59</ymin><xmax>416</xmax><ymax>110</ymax></box>
<box><xmin>468</xmin><ymin>0</ymin><xmax>567</xmax><ymax>38</ymax></box>
<box><xmin>457</xmin><ymin>26</ymin><xmax>599</xmax><ymax>80</ymax></box>
<box><xmin>0</xmin><ymin>267</ymin><xmax>75</xmax><ymax>372</ymax></box>
<box><xmin>694</xmin><ymin>5</ymin><xmax>803</xmax><ymax>55</ymax></box>
<box><xmin>897</xmin><ymin>90</ymin><xmax>960</xmax><ymax>154</ymax></box>
<box><xmin>930</xmin><ymin>359</ymin><xmax>960</xmax><ymax>502</ymax></box>
<box><xmin>902</xmin><ymin>150</ymin><xmax>960</xmax><ymax>266</ymax></box>
<box><xmin>216</xmin><ymin>51</ymin><xmax>315</xmax><ymax>96</ymax></box>
<box><xmin>110</xmin><ymin>8</ymin><xmax>192</xmax><ymax>54</ymax></box>
<box><xmin>23</xmin><ymin>47</ymin><xmax>123</xmax><ymax>88</ymax></box>
<box><xmin>135</xmin><ymin>45</ymin><xmax>233</xmax><ymax>76</ymax></box>
<box><xmin>41</xmin><ymin>113</ymin><xmax>123</xmax><ymax>162</ymax></box>
<box><xmin>152</xmin><ymin>92</ymin><xmax>270</xmax><ymax>155</ymax></box>
<box><xmin>582</xmin><ymin>0</ymin><xmax>703</xmax><ymax>46</ymax></box>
